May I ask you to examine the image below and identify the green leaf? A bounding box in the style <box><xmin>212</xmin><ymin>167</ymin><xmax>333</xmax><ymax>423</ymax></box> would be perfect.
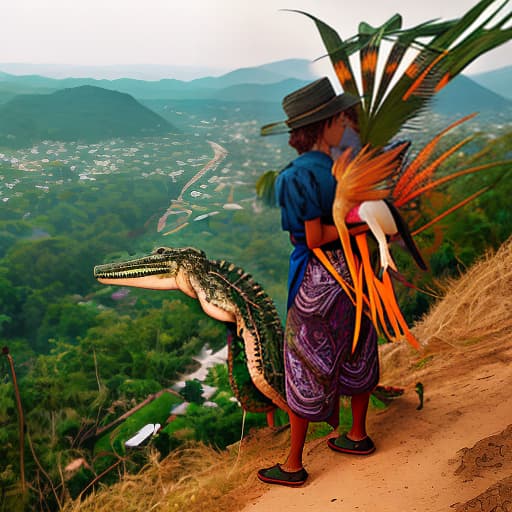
<box><xmin>256</xmin><ymin>170</ymin><xmax>279</xmax><ymax>207</ymax></box>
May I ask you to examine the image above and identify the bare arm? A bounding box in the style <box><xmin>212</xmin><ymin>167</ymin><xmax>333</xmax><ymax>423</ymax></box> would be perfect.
<box><xmin>305</xmin><ymin>217</ymin><xmax>340</xmax><ymax>249</ymax></box>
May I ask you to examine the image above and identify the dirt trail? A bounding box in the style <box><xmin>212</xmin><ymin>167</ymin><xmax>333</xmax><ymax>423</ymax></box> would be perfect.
<box><xmin>242</xmin><ymin>335</ymin><xmax>512</xmax><ymax>512</ymax></box>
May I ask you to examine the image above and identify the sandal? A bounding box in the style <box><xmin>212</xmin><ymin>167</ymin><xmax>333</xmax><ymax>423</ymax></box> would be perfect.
<box><xmin>257</xmin><ymin>463</ymin><xmax>308</xmax><ymax>487</ymax></box>
<box><xmin>327</xmin><ymin>433</ymin><xmax>376</xmax><ymax>455</ymax></box>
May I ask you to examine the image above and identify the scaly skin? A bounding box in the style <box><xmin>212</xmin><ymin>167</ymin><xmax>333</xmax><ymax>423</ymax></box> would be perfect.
<box><xmin>94</xmin><ymin>246</ymin><xmax>288</xmax><ymax>413</ymax></box>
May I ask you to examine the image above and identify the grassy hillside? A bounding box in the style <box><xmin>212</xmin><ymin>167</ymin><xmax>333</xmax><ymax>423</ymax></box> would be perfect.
<box><xmin>0</xmin><ymin>85</ymin><xmax>173</xmax><ymax>147</ymax></box>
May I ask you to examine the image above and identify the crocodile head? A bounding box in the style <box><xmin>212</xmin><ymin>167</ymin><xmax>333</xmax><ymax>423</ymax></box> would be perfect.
<box><xmin>93</xmin><ymin>246</ymin><xmax>208</xmax><ymax>293</ymax></box>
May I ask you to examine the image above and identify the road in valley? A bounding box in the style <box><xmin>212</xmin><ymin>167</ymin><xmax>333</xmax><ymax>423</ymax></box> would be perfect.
<box><xmin>157</xmin><ymin>141</ymin><xmax>228</xmax><ymax>234</ymax></box>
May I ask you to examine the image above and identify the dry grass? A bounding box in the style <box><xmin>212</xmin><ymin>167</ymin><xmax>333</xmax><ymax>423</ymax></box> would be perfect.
<box><xmin>379</xmin><ymin>237</ymin><xmax>512</xmax><ymax>386</ymax></box>
<box><xmin>64</xmin><ymin>426</ymin><xmax>292</xmax><ymax>512</ymax></box>
<box><xmin>414</xmin><ymin>237</ymin><xmax>512</xmax><ymax>348</ymax></box>
<box><xmin>65</xmin><ymin>237</ymin><xmax>512</xmax><ymax>512</ymax></box>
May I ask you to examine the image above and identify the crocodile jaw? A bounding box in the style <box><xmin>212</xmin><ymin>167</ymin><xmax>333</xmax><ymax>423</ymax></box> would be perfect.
<box><xmin>96</xmin><ymin>274</ymin><xmax>179</xmax><ymax>290</ymax></box>
<box><xmin>94</xmin><ymin>247</ymin><xmax>234</xmax><ymax>320</ymax></box>
<box><xmin>94</xmin><ymin>252</ymin><xmax>181</xmax><ymax>291</ymax></box>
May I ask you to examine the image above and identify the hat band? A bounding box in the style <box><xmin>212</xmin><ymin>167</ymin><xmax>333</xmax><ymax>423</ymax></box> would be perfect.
<box><xmin>286</xmin><ymin>97</ymin><xmax>338</xmax><ymax>127</ymax></box>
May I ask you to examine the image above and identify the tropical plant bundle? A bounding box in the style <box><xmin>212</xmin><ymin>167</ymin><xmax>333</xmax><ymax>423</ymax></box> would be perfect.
<box><xmin>260</xmin><ymin>0</ymin><xmax>512</xmax><ymax>350</ymax></box>
<box><xmin>292</xmin><ymin>0</ymin><xmax>511</xmax><ymax>145</ymax></box>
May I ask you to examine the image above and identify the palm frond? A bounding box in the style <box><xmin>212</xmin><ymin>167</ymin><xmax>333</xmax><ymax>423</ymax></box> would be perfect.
<box><xmin>357</xmin><ymin>15</ymin><xmax>403</xmax><ymax>113</ymax></box>
<box><xmin>280</xmin><ymin>2</ymin><xmax>511</xmax><ymax>351</ymax></box>
<box><xmin>392</xmin><ymin>114</ymin><xmax>477</xmax><ymax>199</ymax></box>
<box><xmin>371</xmin><ymin>18</ymin><xmax>457</xmax><ymax>112</ymax></box>
<box><xmin>285</xmin><ymin>10</ymin><xmax>359</xmax><ymax>98</ymax></box>
<box><xmin>398</xmin><ymin>160</ymin><xmax>512</xmax><ymax>207</ymax></box>
<box><xmin>359</xmin><ymin>41</ymin><xmax>380</xmax><ymax>113</ymax></box>
<box><xmin>297</xmin><ymin>0</ymin><xmax>511</xmax><ymax>147</ymax></box>
<box><xmin>397</xmin><ymin>135</ymin><xmax>476</xmax><ymax>204</ymax></box>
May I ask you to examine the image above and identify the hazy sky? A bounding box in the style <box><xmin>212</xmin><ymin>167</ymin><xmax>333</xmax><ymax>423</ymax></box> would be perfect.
<box><xmin>2</xmin><ymin>0</ymin><xmax>510</xmax><ymax>77</ymax></box>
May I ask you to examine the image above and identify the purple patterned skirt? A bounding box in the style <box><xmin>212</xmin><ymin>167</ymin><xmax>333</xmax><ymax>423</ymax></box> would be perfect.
<box><xmin>284</xmin><ymin>248</ymin><xmax>379</xmax><ymax>422</ymax></box>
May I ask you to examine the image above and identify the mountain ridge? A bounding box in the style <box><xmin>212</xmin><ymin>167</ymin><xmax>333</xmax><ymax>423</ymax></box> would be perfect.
<box><xmin>1</xmin><ymin>60</ymin><xmax>510</xmax><ymax>114</ymax></box>
<box><xmin>432</xmin><ymin>74</ymin><xmax>512</xmax><ymax>116</ymax></box>
<box><xmin>0</xmin><ymin>59</ymin><xmax>509</xmax><ymax>149</ymax></box>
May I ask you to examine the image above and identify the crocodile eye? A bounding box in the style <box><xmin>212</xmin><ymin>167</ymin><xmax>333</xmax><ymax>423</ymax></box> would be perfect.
<box><xmin>155</xmin><ymin>247</ymin><xmax>167</xmax><ymax>255</ymax></box>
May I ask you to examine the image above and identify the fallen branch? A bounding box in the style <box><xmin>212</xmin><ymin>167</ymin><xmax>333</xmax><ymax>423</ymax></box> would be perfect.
<box><xmin>85</xmin><ymin>388</ymin><xmax>182</xmax><ymax>442</ymax></box>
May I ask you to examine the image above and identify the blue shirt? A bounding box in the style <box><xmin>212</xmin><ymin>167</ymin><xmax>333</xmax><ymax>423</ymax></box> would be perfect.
<box><xmin>275</xmin><ymin>151</ymin><xmax>338</xmax><ymax>308</ymax></box>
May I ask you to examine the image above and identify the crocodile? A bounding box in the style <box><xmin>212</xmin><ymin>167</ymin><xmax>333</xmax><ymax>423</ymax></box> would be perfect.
<box><xmin>94</xmin><ymin>246</ymin><xmax>289</xmax><ymax>414</ymax></box>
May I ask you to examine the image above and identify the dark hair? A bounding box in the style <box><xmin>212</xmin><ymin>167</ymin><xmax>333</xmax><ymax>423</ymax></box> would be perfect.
<box><xmin>288</xmin><ymin>107</ymin><xmax>359</xmax><ymax>154</ymax></box>
<box><xmin>288</xmin><ymin>118</ymin><xmax>329</xmax><ymax>154</ymax></box>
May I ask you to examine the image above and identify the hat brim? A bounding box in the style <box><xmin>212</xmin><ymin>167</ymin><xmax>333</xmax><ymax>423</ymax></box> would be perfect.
<box><xmin>261</xmin><ymin>93</ymin><xmax>361</xmax><ymax>136</ymax></box>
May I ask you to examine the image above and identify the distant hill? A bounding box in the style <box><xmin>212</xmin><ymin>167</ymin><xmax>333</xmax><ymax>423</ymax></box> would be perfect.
<box><xmin>190</xmin><ymin>59</ymin><xmax>320</xmax><ymax>89</ymax></box>
<box><xmin>191</xmin><ymin>67</ymin><xmax>291</xmax><ymax>89</ymax></box>
<box><xmin>0</xmin><ymin>60</ymin><xmax>510</xmax><ymax>120</ymax></box>
<box><xmin>257</xmin><ymin>59</ymin><xmax>320</xmax><ymax>81</ymax></box>
<box><xmin>0</xmin><ymin>82</ymin><xmax>56</xmax><ymax>104</ymax></box>
<box><xmin>212</xmin><ymin>78</ymin><xmax>309</xmax><ymax>102</ymax></box>
<box><xmin>0</xmin><ymin>62</ymin><xmax>230</xmax><ymax>81</ymax></box>
<box><xmin>0</xmin><ymin>85</ymin><xmax>173</xmax><ymax>147</ymax></box>
<box><xmin>470</xmin><ymin>66</ymin><xmax>512</xmax><ymax>100</ymax></box>
<box><xmin>0</xmin><ymin>59</ymin><xmax>319</xmax><ymax>102</ymax></box>
<box><xmin>431</xmin><ymin>74</ymin><xmax>512</xmax><ymax>117</ymax></box>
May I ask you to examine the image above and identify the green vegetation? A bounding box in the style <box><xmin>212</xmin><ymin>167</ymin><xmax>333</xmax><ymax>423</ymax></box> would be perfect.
<box><xmin>0</xmin><ymin>128</ymin><xmax>291</xmax><ymax>508</ymax></box>
<box><xmin>94</xmin><ymin>392</ymin><xmax>181</xmax><ymax>457</ymax></box>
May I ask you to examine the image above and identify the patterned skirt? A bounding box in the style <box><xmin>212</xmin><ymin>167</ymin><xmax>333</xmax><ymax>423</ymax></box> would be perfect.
<box><xmin>284</xmin><ymin>248</ymin><xmax>379</xmax><ymax>422</ymax></box>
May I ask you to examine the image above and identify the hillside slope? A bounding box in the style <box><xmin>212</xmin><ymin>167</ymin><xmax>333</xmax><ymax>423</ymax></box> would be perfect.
<box><xmin>432</xmin><ymin>74</ymin><xmax>512</xmax><ymax>117</ymax></box>
<box><xmin>0</xmin><ymin>85</ymin><xmax>172</xmax><ymax>147</ymax></box>
<box><xmin>66</xmin><ymin>238</ymin><xmax>512</xmax><ymax>512</ymax></box>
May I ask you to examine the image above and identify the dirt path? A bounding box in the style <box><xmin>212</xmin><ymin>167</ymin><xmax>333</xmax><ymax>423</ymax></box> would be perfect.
<box><xmin>242</xmin><ymin>336</ymin><xmax>512</xmax><ymax>511</ymax></box>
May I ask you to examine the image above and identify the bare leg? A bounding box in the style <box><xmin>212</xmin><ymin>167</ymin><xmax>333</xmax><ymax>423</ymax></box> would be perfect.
<box><xmin>266</xmin><ymin>409</ymin><xmax>275</xmax><ymax>428</ymax></box>
<box><xmin>347</xmin><ymin>391</ymin><xmax>370</xmax><ymax>441</ymax></box>
<box><xmin>281</xmin><ymin>410</ymin><xmax>309</xmax><ymax>472</ymax></box>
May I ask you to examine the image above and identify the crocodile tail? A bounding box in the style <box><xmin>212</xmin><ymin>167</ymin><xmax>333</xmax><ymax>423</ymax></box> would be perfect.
<box><xmin>226</xmin><ymin>324</ymin><xmax>275</xmax><ymax>413</ymax></box>
<box><xmin>212</xmin><ymin>259</ymin><xmax>288</xmax><ymax>413</ymax></box>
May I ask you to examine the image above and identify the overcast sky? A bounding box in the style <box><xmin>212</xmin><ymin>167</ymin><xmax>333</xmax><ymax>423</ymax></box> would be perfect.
<box><xmin>2</xmin><ymin>0</ymin><xmax>510</xmax><ymax>78</ymax></box>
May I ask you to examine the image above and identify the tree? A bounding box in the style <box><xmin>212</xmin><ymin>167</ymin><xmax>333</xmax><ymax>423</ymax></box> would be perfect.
<box><xmin>180</xmin><ymin>380</ymin><xmax>204</xmax><ymax>404</ymax></box>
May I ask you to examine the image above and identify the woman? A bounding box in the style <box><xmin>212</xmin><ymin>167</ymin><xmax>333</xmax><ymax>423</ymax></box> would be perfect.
<box><xmin>258</xmin><ymin>77</ymin><xmax>379</xmax><ymax>486</ymax></box>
